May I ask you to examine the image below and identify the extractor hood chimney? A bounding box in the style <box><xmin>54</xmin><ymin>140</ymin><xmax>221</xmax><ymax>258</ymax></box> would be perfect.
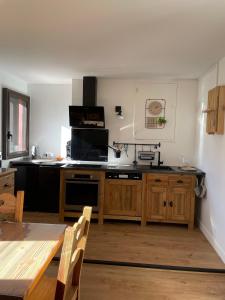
<box><xmin>83</xmin><ymin>76</ymin><xmax>97</xmax><ymax>106</ymax></box>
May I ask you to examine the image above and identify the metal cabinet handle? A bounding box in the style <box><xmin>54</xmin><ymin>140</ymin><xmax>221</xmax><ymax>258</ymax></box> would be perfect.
<box><xmin>169</xmin><ymin>201</ymin><xmax>173</xmax><ymax>207</ymax></box>
<box><xmin>163</xmin><ymin>201</ymin><xmax>167</xmax><ymax>207</ymax></box>
<box><xmin>4</xmin><ymin>184</ymin><xmax>10</xmax><ymax>187</ymax></box>
<box><xmin>177</xmin><ymin>180</ymin><xmax>183</xmax><ymax>184</ymax></box>
<box><xmin>155</xmin><ymin>179</ymin><xmax>161</xmax><ymax>182</ymax></box>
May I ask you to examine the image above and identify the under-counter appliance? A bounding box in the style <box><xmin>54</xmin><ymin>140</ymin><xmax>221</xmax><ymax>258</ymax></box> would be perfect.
<box><xmin>71</xmin><ymin>128</ymin><xmax>108</xmax><ymax>162</ymax></box>
<box><xmin>105</xmin><ymin>171</ymin><xmax>142</xmax><ymax>180</ymax></box>
<box><xmin>64</xmin><ymin>172</ymin><xmax>100</xmax><ymax>212</ymax></box>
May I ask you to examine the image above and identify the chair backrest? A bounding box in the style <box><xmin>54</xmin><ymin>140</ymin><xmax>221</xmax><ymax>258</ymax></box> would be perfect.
<box><xmin>55</xmin><ymin>206</ymin><xmax>92</xmax><ymax>300</ymax></box>
<box><xmin>0</xmin><ymin>191</ymin><xmax>24</xmax><ymax>222</ymax></box>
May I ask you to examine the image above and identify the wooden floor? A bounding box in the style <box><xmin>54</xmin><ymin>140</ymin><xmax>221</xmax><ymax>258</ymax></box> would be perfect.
<box><xmin>81</xmin><ymin>264</ymin><xmax>225</xmax><ymax>300</ymax></box>
<box><xmin>24</xmin><ymin>212</ymin><xmax>225</xmax><ymax>269</ymax></box>
<box><xmin>25</xmin><ymin>212</ymin><xmax>225</xmax><ymax>300</ymax></box>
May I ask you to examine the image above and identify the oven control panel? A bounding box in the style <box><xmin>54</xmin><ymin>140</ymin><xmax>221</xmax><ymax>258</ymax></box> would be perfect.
<box><xmin>105</xmin><ymin>172</ymin><xmax>142</xmax><ymax>180</ymax></box>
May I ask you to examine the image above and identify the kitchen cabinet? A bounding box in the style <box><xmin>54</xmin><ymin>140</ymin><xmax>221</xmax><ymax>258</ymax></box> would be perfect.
<box><xmin>10</xmin><ymin>163</ymin><xmax>39</xmax><ymax>211</ymax></box>
<box><xmin>146</xmin><ymin>174</ymin><xmax>195</xmax><ymax>229</ymax></box>
<box><xmin>38</xmin><ymin>166</ymin><xmax>60</xmax><ymax>212</ymax></box>
<box><xmin>147</xmin><ymin>185</ymin><xmax>167</xmax><ymax>220</ymax></box>
<box><xmin>10</xmin><ymin>162</ymin><xmax>60</xmax><ymax>212</ymax></box>
<box><xmin>205</xmin><ymin>85</ymin><xmax>225</xmax><ymax>134</ymax></box>
<box><xmin>104</xmin><ymin>179</ymin><xmax>142</xmax><ymax>220</ymax></box>
<box><xmin>167</xmin><ymin>187</ymin><xmax>191</xmax><ymax>222</ymax></box>
<box><xmin>0</xmin><ymin>170</ymin><xmax>15</xmax><ymax>195</ymax></box>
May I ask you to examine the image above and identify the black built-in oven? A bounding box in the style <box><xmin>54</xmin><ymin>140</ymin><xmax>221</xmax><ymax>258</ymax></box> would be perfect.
<box><xmin>64</xmin><ymin>173</ymin><xmax>100</xmax><ymax>212</ymax></box>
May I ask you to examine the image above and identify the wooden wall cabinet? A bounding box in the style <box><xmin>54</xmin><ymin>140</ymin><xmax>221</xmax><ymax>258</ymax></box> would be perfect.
<box><xmin>145</xmin><ymin>174</ymin><xmax>195</xmax><ymax>229</ymax></box>
<box><xmin>206</xmin><ymin>86</ymin><xmax>225</xmax><ymax>134</ymax></box>
<box><xmin>104</xmin><ymin>179</ymin><xmax>143</xmax><ymax>221</ymax></box>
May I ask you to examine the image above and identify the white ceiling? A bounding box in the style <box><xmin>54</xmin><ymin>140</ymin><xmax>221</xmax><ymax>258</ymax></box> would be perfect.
<box><xmin>1</xmin><ymin>0</ymin><xmax>225</xmax><ymax>83</ymax></box>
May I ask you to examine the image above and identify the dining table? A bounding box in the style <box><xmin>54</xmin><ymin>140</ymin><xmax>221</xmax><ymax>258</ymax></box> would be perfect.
<box><xmin>0</xmin><ymin>221</ymin><xmax>67</xmax><ymax>300</ymax></box>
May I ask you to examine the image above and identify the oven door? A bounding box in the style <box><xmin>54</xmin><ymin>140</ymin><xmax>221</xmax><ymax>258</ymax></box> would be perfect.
<box><xmin>64</xmin><ymin>179</ymin><xmax>99</xmax><ymax>212</ymax></box>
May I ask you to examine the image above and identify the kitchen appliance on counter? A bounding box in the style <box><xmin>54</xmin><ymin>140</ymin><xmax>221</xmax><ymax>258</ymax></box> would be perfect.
<box><xmin>64</xmin><ymin>172</ymin><xmax>100</xmax><ymax>212</ymax></box>
<box><xmin>31</xmin><ymin>145</ymin><xmax>39</xmax><ymax>159</ymax></box>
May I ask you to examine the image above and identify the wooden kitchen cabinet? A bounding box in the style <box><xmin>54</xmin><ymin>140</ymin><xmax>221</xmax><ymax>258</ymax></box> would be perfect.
<box><xmin>0</xmin><ymin>170</ymin><xmax>15</xmax><ymax>195</ymax></box>
<box><xmin>104</xmin><ymin>179</ymin><xmax>142</xmax><ymax>221</ymax></box>
<box><xmin>206</xmin><ymin>85</ymin><xmax>225</xmax><ymax>134</ymax></box>
<box><xmin>167</xmin><ymin>187</ymin><xmax>191</xmax><ymax>222</ymax></box>
<box><xmin>145</xmin><ymin>174</ymin><xmax>195</xmax><ymax>229</ymax></box>
<box><xmin>147</xmin><ymin>185</ymin><xmax>167</xmax><ymax>220</ymax></box>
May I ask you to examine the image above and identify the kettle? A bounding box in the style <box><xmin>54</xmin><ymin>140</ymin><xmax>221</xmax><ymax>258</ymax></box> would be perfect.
<box><xmin>31</xmin><ymin>145</ymin><xmax>38</xmax><ymax>159</ymax></box>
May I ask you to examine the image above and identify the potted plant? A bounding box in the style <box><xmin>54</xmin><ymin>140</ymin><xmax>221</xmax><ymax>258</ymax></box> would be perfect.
<box><xmin>157</xmin><ymin>116</ymin><xmax>167</xmax><ymax>126</ymax></box>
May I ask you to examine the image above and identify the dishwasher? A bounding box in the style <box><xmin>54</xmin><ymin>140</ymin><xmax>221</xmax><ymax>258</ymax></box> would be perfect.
<box><xmin>105</xmin><ymin>171</ymin><xmax>142</xmax><ymax>180</ymax></box>
<box><xmin>104</xmin><ymin>171</ymin><xmax>143</xmax><ymax>218</ymax></box>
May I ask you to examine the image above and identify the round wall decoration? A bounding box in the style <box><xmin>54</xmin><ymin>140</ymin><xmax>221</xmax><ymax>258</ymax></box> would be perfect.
<box><xmin>148</xmin><ymin>100</ymin><xmax>162</xmax><ymax>115</ymax></box>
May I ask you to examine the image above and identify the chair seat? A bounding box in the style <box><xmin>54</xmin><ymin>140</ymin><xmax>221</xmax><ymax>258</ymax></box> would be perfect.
<box><xmin>27</xmin><ymin>275</ymin><xmax>57</xmax><ymax>300</ymax></box>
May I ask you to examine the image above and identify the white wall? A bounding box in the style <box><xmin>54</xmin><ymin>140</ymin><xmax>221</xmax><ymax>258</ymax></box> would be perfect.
<box><xmin>0</xmin><ymin>71</ymin><xmax>28</xmax><ymax>159</ymax></box>
<box><xmin>195</xmin><ymin>57</ymin><xmax>225</xmax><ymax>262</ymax></box>
<box><xmin>29</xmin><ymin>84</ymin><xmax>72</xmax><ymax>157</ymax></box>
<box><xmin>72</xmin><ymin>79</ymin><xmax>198</xmax><ymax>165</ymax></box>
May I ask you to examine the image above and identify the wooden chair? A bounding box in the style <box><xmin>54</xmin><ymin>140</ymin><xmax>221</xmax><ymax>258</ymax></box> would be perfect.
<box><xmin>27</xmin><ymin>206</ymin><xmax>92</xmax><ymax>300</ymax></box>
<box><xmin>0</xmin><ymin>191</ymin><xmax>24</xmax><ymax>222</ymax></box>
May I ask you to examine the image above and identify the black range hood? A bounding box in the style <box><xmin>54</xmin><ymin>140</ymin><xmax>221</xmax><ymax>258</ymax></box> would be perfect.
<box><xmin>83</xmin><ymin>76</ymin><xmax>97</xmax><ymax>106</ymax></box>
<box><xmin>69</xmin><ymin>76</ymin><xmax>105</xmax><ymax>128</ymax></box>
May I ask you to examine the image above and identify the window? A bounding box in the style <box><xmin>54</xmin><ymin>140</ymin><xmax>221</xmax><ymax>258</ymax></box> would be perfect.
<box><xmin>2</xmin><ymin>88</ymin><xmax>30</xmax><ymax>159</ymax></box>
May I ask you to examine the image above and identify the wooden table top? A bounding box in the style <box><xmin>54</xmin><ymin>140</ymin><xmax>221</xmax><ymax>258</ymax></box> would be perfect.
<box><xmin>0</xmin><ymin>222</ymin><xmax>66</xmax><ymax>299</ymax></box>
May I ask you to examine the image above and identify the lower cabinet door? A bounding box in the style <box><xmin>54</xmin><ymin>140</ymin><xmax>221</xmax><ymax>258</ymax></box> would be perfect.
<box><xmin>147</xmin><ymin>185</ymin><xmax>167</xmax><ymax>221</ymax></box>
<box><xmin>104</xmin><ymin>180</ymin><xmax>142</xmax><ymax>216</ymax></box>
<box><xmin>167</xmin><ymin>187</ymin><xmax>191</xmax><ymax>221</ymax></box>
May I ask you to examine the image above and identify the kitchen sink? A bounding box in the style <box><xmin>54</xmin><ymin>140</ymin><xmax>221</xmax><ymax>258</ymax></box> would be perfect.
<box><xmin>65</xmin><ymin>164</ymin><xmax>104</xmax><ymax>168</ymax></box>
<box><xmin>149</xmin><ymin>165</ymin><xmax>173</xmax><ymax>171</ymax></box>
<box><xmin>136</xmin><ymin>165</ymin><xmax>173</xmax><ymax>171</ymax></box>
<box><xmin>39</xmin><ymin>162</ymin><xmax>66</xmax><ymax>167</ymax></box>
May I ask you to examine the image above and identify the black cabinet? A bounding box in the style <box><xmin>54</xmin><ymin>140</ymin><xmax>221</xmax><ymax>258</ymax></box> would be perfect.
<box><xmin>10</xmin><ymin>162</ymin><xmax>60</xmax><ymax>212</ymax></box>
<box><xmin>11</xmin><ymin>163</ymin><xmax>39</xmax><ymax>211</ymax></box>
<box><xmin>38</xmin><ymin>166</ymin><xmax>60</xmax><ymax>213</ymax></box>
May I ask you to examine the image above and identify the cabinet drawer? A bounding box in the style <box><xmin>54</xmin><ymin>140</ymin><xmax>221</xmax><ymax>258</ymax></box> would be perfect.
<box><xmin>147</xmin><ymin>174</ymin><xmax>168</xmax><ymax>186</ymax></box>
<box><xmin>0</xmin><ymin>187</ymin><xmax>14</xmax><ymax>195</ymax></box>
<box><xmin>0</xmin><ymin>174</ymin><xmax>14</xmax><ymax>192</ymax></box>
<box><xmin>169</xmin><ymin>175</ymin><xmax>193</xmax><ymax>188</ymax></box>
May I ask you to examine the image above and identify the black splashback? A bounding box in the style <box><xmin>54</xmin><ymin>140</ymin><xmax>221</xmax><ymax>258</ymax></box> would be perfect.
<box><xmin>71</xmin><ymin>128</ymin><xmax>108</xmax><ymax>162</ymax></box>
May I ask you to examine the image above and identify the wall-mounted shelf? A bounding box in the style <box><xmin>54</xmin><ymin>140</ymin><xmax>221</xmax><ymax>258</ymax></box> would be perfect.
<box><xmin>113</xmin><ymin>141</ymin><xmax>161</xmax><ymax>165</ymax></box>
<box><xmin>203</xmin><ymin>86</ymin><xmax>225</xmax><ymax>134</ymax></box>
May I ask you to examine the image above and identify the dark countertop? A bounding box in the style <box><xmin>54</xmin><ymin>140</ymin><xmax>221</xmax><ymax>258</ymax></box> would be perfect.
<box><xmin>62</xmin><ymin>164</ymin><xmax>205</xmax><ymax>176</ymax></box>
<box><xmin>10</xmin><ymin>159</ymin><xmax>205</xmax><ymax>176</ymax></box>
